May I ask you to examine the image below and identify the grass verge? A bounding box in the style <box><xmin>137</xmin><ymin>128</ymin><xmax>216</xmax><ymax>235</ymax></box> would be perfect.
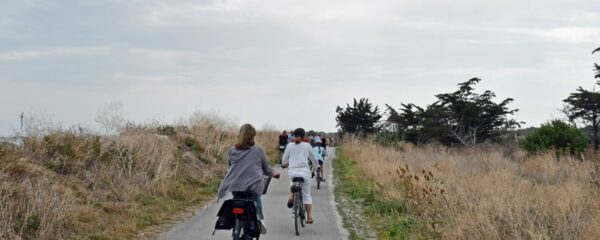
<box><xmin>334</xmin><ymin>149</ymin><xmax>440</xmax><ymax>240</ymax></box>
<box><xmin>81</xmin><ymin>177</ymin><xmax>222</xmax><ymax>239</ymax></box>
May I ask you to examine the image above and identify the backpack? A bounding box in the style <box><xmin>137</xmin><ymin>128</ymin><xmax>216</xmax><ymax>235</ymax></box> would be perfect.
<box><xmin>214</xmin><ymin>199</ymin><xmax>261</xmax><ymax>239</ymax></box>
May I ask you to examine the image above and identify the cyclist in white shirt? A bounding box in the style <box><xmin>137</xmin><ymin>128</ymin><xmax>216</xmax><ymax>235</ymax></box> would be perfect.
<box><xmin>282</xmin><ymin>128</ymin><xmax>319</xmax><ymax>224</ymax></box>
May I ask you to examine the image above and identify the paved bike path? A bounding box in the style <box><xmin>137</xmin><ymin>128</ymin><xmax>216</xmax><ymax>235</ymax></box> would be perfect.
<box><xmin>158</xmin><ymin>148</ymin><xmax>347</xmax><ymax>240</ymax></box>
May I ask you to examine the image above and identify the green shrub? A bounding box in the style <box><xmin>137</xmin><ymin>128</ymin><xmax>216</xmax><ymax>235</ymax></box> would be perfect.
<box><xmin>13</xmin><ymin>214</ymin><xmax>40</xmax><ymax>237</ymax></box>
<box><xmin>157</xmin><ymin>125</ymin><xmax>176</xmax><ymax>136</ymax></box>
<box><xmin>521</xmin><ymin>120</ymin><xmax>588</xmax><ymax>155</ymax></box>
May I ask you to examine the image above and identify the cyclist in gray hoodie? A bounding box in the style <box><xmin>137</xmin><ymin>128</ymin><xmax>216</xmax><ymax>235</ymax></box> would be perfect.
<box><xmin>217</xmin><ymin>124</ymin><xmax>280</xmax><ymax>223</ymax></box>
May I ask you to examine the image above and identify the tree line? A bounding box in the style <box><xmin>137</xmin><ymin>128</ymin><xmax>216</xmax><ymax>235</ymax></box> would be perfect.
<box><xmin>336</xmin><ymin>46</ymin><xmax>600</xmax><ymax>154</ymax></box>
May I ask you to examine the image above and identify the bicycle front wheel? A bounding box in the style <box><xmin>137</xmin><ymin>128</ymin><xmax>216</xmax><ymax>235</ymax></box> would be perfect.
<box><xmin>300</xmin><ymin>205</ymin><xmax>306</xmax><ymax>228</ymax></box>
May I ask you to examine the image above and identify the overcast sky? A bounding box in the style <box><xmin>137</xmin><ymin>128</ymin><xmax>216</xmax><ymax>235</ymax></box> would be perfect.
<box><xmin>1</xmin><ymin>0</ymin><xmax>599</xmax><ymax>135</ymax></box>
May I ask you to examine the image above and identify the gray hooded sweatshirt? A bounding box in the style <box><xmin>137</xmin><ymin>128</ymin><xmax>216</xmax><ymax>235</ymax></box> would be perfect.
<box><xmin>217</xmin><ymin>145</ymin><xmax>273</xmax><ymax>200</ymax></box>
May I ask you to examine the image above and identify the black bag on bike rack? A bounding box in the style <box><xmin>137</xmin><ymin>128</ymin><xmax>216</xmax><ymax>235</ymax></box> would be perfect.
<box><xmin>214</xmin><ymin>199</ymin><xmax>261</xmax><ymax>239</ymax></box>
<box><xmin>215</xmin><ymin>200</ymin><xmax>236</xmax><ymax>230</ymax></box>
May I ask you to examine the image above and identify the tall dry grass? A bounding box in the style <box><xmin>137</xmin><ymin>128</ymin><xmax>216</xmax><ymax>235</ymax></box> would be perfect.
<box><xmin>0</xmin><ymin>114</ymin><xmax>279</xmax><ymax>239</ymax></box>
<box><xmin>343</xmin><ymin>137</ymin><xmax>600</xmax><ymax>239</ymax></box>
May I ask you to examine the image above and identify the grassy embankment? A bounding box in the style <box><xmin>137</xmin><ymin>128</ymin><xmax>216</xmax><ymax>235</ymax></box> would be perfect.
<box><xmin>0</xmin><ymin>115</ymin><xmax>279</xmax><ymax>239</ymax></box>
<box><xmin>335</xmin><ymin>137</ymin><xmax>600</xmax><ymax>239</ymax></box>
<box><xmin>335</xmin><ymin>148</ymin><xmax>433</xmax><ymax>240</ymax></box>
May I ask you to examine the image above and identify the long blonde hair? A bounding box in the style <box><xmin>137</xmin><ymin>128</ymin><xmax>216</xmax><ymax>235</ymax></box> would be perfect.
<box><xmin>235</xmin><ymin>123</ymin><xmax>256</xmax><ymax>150</ymax></box>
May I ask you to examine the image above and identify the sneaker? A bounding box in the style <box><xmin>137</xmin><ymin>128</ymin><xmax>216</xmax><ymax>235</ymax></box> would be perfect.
<box><xmin>260</xmin><ymin>220</ymin><xmax>267</xmax><ymax>234</ymax></box>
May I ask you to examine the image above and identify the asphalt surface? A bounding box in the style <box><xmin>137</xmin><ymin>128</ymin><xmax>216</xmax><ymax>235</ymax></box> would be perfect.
<box><xmin>158</xmin><ymin>148</ymin><xmax>348</xmax><ymax>240</ymax></box>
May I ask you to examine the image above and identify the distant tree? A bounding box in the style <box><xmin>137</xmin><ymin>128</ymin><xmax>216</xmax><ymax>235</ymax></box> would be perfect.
<box><xmin>434</xmin><ymin>78</ymin><xmax>520</xmax><ymax>145</ymax></box>
<box><xmin>385</xmin><ymin>78</ymin><xmax>519</xmax><ymax>145</ymax></box>
<box><xmin>521</xmin><ymin>120</ymin><xmax>588</xmax><ymax>156</ymax></box>
<box><xmin>95</xmin><ymin>102</ymin><xmax>126</xmax><ymax>134</ymax></box>
<box><xmin>385</xmin><ymin>103</ymin><xmax>423</xmax><ymax>143</ymax></box>
<box><xmin>563</xmin><ymin>88</ymin><xmax>600</xmax><ymax>150</ymax></box>
<box><xmin>336</xmin><ymin>98</ymin><xmax>382</xmax><ymax>136</ymax></box>
<box><xmin>563</xmin><ymin>47</ymin><xmax>600</xmax><ymax>151</ymax></box>
<box><xmin>593</xmin><ymin>46</ymin><xmax>600</xmax><ymax>80</ymax></box>
<box><xmin>418</xmin><ymin>103</ymin><xmax>455</xmax><ymax>144</ymax></box>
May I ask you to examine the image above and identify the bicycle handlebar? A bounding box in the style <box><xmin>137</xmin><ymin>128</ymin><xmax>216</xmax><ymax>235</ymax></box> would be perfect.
<box><xmin>263</xmin><ymin>176</ymin><xmax>272</xmax><ymax>195</ymax></box>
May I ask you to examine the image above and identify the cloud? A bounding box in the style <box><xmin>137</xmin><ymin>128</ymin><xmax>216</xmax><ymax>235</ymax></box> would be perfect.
<box><xmin>0</xmin><ymin>47</ymin><xmax>108</xmax><ymax>62</ymax></box>
<box><xmin>137</xmin><ymin>0</ymin><xmax>400</xmax><ymax>26</ymax></box>
<box><xmin>533</xmin><ymin>27</ymin><xmax>600</xmax><ymax>43</ymax></box>
<box><xmin>1</xmin><ymin>0</ymin><xmax>599</xmax><ymax>135</ymax></box>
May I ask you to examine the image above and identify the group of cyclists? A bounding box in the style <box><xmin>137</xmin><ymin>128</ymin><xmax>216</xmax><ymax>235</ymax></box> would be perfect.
<box><xmin>279</xmin><ymin>129</ymin><xmax>329</xmax><ymax>183</ymax></box>
<box><xmin>216</xmin><ymin>124</ymin><xmax>330</xmax><ymax>239</ymax></box>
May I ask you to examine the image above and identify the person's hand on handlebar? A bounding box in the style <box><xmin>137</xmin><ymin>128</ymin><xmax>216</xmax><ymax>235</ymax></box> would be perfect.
<box><xmin>272</xmin><ymin>171</ymin><xmax>281</xmax><ymax>179</ymax></box>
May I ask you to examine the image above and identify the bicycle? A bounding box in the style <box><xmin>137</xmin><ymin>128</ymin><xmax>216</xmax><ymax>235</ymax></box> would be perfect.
<box><xmin>291</xmin><ymin>177</ymin><xmax>306</xmax><ymax>236</ymax></box>
<box><xmin>215</xmin><ymin>175</ymin><xmax>276</xmax><ymax>240</ymax></box>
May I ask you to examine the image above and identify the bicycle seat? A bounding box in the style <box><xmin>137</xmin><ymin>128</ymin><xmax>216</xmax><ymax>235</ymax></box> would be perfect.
<box><xmin>292</xmin><ymin>177</ymin><xmax>304</xmax><ymax>183</ymax></box>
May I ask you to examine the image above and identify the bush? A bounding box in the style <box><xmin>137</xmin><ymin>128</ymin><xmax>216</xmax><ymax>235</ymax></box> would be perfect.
<box><xmin>157</xmin><ymin>125</ymin><xmax>176</xmax><ymax>136</ymax></box>
<box><xmin>521</xmin><ymin>120</ymin><xmax>588</xmax><ymax>155</ymax></box>
<box><xmin>375</xmin><ymin>130</ymin><xmax>398</xmax><ymax>146</ymax></box>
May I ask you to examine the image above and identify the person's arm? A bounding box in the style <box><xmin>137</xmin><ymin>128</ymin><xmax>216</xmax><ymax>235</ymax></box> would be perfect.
<box><xmin>260</xmin><ymin>148</ymin><xmax>273</xmax><ymax>176</ymax></box>
<box><xmin>282</xmin><ymin>144</ymin><xmax>290</xmax><ymax>168</ymax></box>
<box><xmin>260</xmin><ymin>147</ymin><xmax>280</xmax><ymax>178</ymax></box>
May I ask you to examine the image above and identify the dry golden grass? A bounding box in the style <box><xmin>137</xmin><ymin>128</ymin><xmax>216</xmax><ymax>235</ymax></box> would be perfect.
<box><xmin>0</xmin><ymin>116</ymin><xmax>279</xmax><ymax>239</ymax></box>
<box><xmin>343</xmin><ymin>137</ymin><xmax>600</xmax><ymax>240</ymax></box>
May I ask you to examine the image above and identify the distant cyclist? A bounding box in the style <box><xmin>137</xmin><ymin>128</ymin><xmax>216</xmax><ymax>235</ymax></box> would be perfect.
<box><xmin>278</xmin><ymin>130</ymin><xmax>289</xmax><ymax>164</ymax></box>
<box><xmin>312</xmin><ymin>142</ymin><xmax>326</xmax><ymax>182</ymax></box>
<box><xmin>313</xmin><ymin>134</ymin><xmax>322</xmax><ymax>145</ymax></box>
<box><xmin>282</xmin><ymin>128</ymin><xmax>319</xmax><ymax>224</ymax></box>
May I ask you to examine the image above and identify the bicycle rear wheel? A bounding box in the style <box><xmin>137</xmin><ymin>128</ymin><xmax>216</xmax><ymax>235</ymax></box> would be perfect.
<box><xmin>232</xmin><ymin>218</ymin><xmax>241</xmax><ymax>240</ymax></box>
<box><xmin>293</xmin><ymin>192</ymin><xmax>300</xmax><ymax>236</ymax></box>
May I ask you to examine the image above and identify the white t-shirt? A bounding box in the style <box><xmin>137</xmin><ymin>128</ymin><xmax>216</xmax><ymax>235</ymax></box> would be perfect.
<box><xmin>282</xmin><ymin>142</ymin><xmax>319</xmax><ymax>177</ymax></box>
